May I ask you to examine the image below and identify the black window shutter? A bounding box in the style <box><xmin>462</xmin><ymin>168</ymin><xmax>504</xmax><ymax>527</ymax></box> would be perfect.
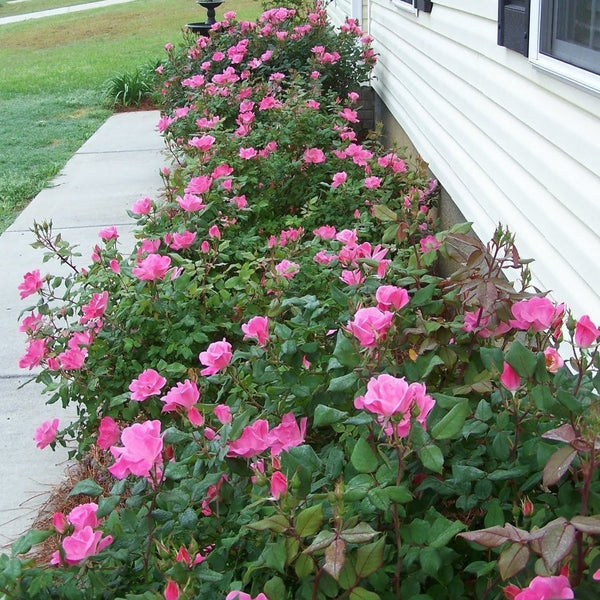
<box><xmin>498</xmin><ymin>0</ymin><xmax>531</xmax><ymax>56</ymax></box>
<box><xmin>416</xmin><ymin>0</ymin><xmax>433</xmax><ymax>12</ymax></box>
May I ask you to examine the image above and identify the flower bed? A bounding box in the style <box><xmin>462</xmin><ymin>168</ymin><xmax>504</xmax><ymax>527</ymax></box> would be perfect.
<box><xmin>4</xmin><ymin>6</ymin><xmax>600</xmax><ymax>600</ymax></box>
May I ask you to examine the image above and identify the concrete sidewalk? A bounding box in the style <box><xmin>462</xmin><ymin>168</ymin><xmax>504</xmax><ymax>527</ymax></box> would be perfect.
<box><xmin>0</xmin><ymin>0</ymin><xmax>135</xmax><ymax>25</ymax></box>
<box><xmin>0</xmin><ymin>110</ymin><xmax>165</xmax><ymax>548</ymax></box>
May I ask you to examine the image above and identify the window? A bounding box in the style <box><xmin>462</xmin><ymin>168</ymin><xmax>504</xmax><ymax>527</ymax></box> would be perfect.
<box><xmin>393</xmin><ymin>0</ymin><xmax>432</xmax><ymax>12</ymax></box>
<box><xmin>499</xmin><ymin>0</ymin><xmax>600</xmax><ymax>92</ymax></box>
<box><xmin>539</xmin><ymin>0</ymin><xmax>600</xmax><ymax>75</ymax></box>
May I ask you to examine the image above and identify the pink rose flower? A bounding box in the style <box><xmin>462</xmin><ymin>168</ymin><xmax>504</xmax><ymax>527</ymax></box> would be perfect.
<box><xmin>109</xmin><ymin>259</ymin><xmax>121</xmax><ymax>274</ymax></box>
<box><xmin>18</xmin><ymin>269</ymin><xmax>44</xmax><ymax>299</ymax></box>
<box><xmin>185</xmin><ymin>175</ymin><xmax>212</xmax><ymax>195</ymax></box>
<box><xmin>500</xmin><ymin>361</ymin><xmax>521</xmax><ymax>391</ymax></box>
<box><xmin>346</xmin><ymin>306</ymin><xmax>394</xmax><ymax>347</ymax></box>
<box><xmin>199</xmin><ymin>339</ymin><xmax>232</xmax><ymax>376</ymax></box>
<box><xmin>161</xmin><ymin>379</ymin><xmax>200</xmax><ymax>414</ymax></box>
<box><xmin>132</xmin><ymin>253</ymin><xmax>172</xmax><ymax>281</ymax></box>
<box><xmin>129</xmin><ymin>368</ymin><xmax>167</xmax><ymax>401</ymax></box>
<box><xmin>331</xmin><ymin>171</ymin><xmax>347</xmax><ymax>188</ymax></box>
<box><xmin>313</xmin><ymin>225</ymin><xmax>337</xmax><ymax>239</ymax></box>
<box><xmin>60</xmin><ymin>525</ymin><xmax>113</xmax><ymax>565</ymax></box>
<box><xmin>57</xmin><ymin>347</ymin><xmax>87</xmax><ymax>370</ymax></box>
<box><xmin>214</xmin><ymin>404</ymin><xmax>232</xmax><ymax>424</ymax></box>
<box><xmin>242</xmin><ymin>316</ymin><xmax>269</xmax><ymax>346</ymax></box>
<box><xmin>67</xmin><ymin>502</ymin><xmax>98</xmax><ymax>530</ymax></box>
<box><xmin>170</xmin><ymin>231</ymin><xmax>196</xmax><ymax>250</ymax></box>
<box><xmin>544</xmin><ymin>347</ymin><xmax>564</xmax><ymax>373</ymax></box>
<box><xmin>314</xmin><ymin>250</ymin><xmax>336</xmax><ymax>265</ymax></box>
<box><xmin>340</xmin><ymin>269</ymin><xmax>364</xmax><ymax>286</ymax></box>
<box><xmin>376</xmin><ymin>285</ymin><xmax>409</xmax><ymax>311</ymax></box>
<box><xmin>227</xmin><ymin>419</ymin><xmax>270</xmax><ymax>458</ymax></box>
<box><xmin>268</xmin><ymin>412</ymin><xmax>307</xmax><ymax>455</ymax></box>
<box><xmin>275</xmin><ymin>259</ymin><xmax>300</xmax><ymax>280</ymax></box>
<box><xmin>513</xmin><ymin>575</ymin><xmax>573</xmax><ymax>600</ymax></box>
<box><xmin>303</xmin><ymin>147</ymin><xmax>326</xmax><ymax>164</ymax></box>
<box><xmin>208</xmin><ymin>225</ymin><xmax>221</xmax><ymax>239</ymax></box>
<box><xmin>509</xmin><ymin>297</ymin><xmax>561</xmax><ymax>332</ymax></box>
<box><xmin>189</xmin><ymin>134</ymin><xmax>216</xmax><ymax>151</ymax></box>
<box><xmin>80</xmin><ymin>291</ymin><xmax>109</xmax><ymax>324</ymax></box>
<box><xmin>19</xmin><ymin>338</ymin><xmax>47</xmax><ymax>370</ymax></box>
<box><xmin>99</xmin><ymin>226</ymin><xmax>118</xmax><ymax>240</ymax></box>
<box><xmin>53</xmin><ymin>512</ymin><xmax>68</xmax><ymax>533</ymax></box>
<box><xmin>131</xmin><ymin>196</ymin><xmax>152</xmax><ymax>215</ymax></box>
<box><xmin>270</xmin><ymin>471</ymin><xmax>287</xmax><ymax>499</ymax></box>
<box><xmin>34</xmin><ymin>418</ymin><xmax>59</xmax><ymax>449</ymax></box>
<box><xmin>336</xmin><ymin>229</ymin><xmax>358</xmax><ymax>244</ymax></box>
<box><xmin>574</xmin><ymin>314</ymin><xmax>600</xmax><ymax>348</ymax></box>
<box><xmin>109</xmin><ymin>420</ymin><xmax>163</xmax><ymax>479</ymax></box>
<box><xmin>364</xmin><ymin>176</ymin><xmax>382</xmax><ymax>189</ymax></box>
<box><xmin>239</xmin><ymin>147</ymin><xmax>257</xmax><ymax>159</ymax></box>
<box><xmin>354</xmin><ymin>374</ymin><xmax>411</xmax><ymax>418</ymax></box>
<box><xmin>18</xmin><ymin>311</ymin><xmax>43</xmax><ymax>334</ymax></box>
<box><xmin>97</xmin><ymin>416</ymin><xmax>120</xmax><ymax>450</ymax></box>
<box><xmin>354</xmin><ymin>375</ymin><xmax>435</xmax><ymax>436</ymax></box>
<box><xmin>176</xmin><ymin>193</ymin><xmax>206</xmax><ymax>212</ymax></box>
<box><xmin>338</xmin><ymin>107</ymin><xmax>359</xmax><ymax>122</ymax></box>
<box><xmin>164</xmin><ymin>580</ymin><xmax>180</xmax><ymax>600</ymax></box>
<box><xmin>419</xmin><ymin>235</ymin><xmax>440</xmax><ymax>253</ymax></box>
<box><xmin>226</xmin><ymin>592</ymin><xmax>270</xmax><ymax>600</ymax></box>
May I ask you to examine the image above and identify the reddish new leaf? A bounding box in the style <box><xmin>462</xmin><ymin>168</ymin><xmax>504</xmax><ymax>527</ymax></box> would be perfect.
<box><xmin>541</xmin><ymin>523</ymin><xmax>576</xmax><ymax>571</ymax></box>
<box><xmin>542</xmin><ymin>446</ymin><xmax>577</xmax><ymax>488</ymax></box>
<box><xmin>498</xmin><ymin>543</ymin><xmax>530</xmax><ymax>580</ymax></box>
<box><xmin>542</xmin><ymin>424</ymin><xmax>577</xmax><ymax>443</ymax></box>
<box><xmin>323</xmin><ymin>538</ymin><xmax>346</xmax><ymax>581</ymax></box>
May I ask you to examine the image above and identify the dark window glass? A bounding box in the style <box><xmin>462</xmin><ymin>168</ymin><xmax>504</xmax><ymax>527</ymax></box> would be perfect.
<box><xmin>540</xmin><ymin>0</ymin><xmax>600</xmax><ymax>75</ymax></box>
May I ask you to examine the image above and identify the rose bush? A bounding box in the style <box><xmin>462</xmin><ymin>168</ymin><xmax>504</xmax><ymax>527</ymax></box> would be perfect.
<box><xmin>3</xmin><ymin>6</ymin><xmax>600</xmax><ymax>600</ymax></box>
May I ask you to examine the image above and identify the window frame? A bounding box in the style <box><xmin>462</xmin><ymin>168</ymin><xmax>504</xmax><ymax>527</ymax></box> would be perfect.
<box><xmin>392</xmin><ymin>0</ymin><xmax>418</xmax><ymax>14</ymax></box>
<box><xmin>529</xmin><ymin>0</ymin><xmax>600</xmax><ymax>94</ymax></box>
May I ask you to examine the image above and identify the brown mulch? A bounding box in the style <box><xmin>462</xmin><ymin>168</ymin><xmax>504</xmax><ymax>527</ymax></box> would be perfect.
<box><xmin>28</xmin><ymin>446</ymin><xmax>117</xmax><ymax>566</ymax></box>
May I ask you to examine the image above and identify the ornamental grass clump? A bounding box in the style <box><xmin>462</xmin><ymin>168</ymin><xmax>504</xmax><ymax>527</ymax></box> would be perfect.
<box><xmin>4</xmin><ymin>6</ymin><xmax>600</xmax><ymax>600</ymax></box>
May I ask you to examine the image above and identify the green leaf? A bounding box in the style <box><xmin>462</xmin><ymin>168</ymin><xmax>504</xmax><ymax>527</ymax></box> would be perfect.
<box><xmin>97</xmin><ymin>495</ymin><xmax>121</xmax><ymax>518</ymax></box>
<box><xmin>479</xmin><ymin>347</ymin><xmax>504</xmax><ymax>373</ymax></box>
<box><xmin>505</xmin><ymin>340</ymin><xmax>538</xmax><ymax>377</ymax></box>
<box><xmin>351</xmin><ymin>437</ymin><xmax>378</xmax><ymax>473</ymax></box>
<box><xmin>11</xmin><ymin>529</ymin><xmax>54</xmax><ymax>556</ymax></box>
<box><xmin>295</xmin><ymin>504</ymin><xmax>323</xmax><ymax>537</ymax></box>
<box><xmin>355</xmin><ymin>537</ymin><xmax>385</xmax><ymax>578</ymax></box>
<box><xmin>294</xmin><ymin>553</ymin><xmax>314</xmax><ymax>578</ymax></box>
<box><xmin>68</xmin><ymin>478</ymin><xmax>103</xmax><ymax>498</ymax></box>
<box><xmin>383</xmin><ymin>485</ymin><xmax>413</xmax><ymax>504</ymax></box>
<box><xmin>418</xmin><ymin>444</ymin><xmax>444</xmax><ymax>473</ymax></box>
<box><xmin>304</xmin><ymin>530</ymin><xmax>336</xmax><ymax>554</ymax></box>
<box><xmin>431</xmin><ymin>400</ymin><xmax>470</xmax><ymax>440</ymax></box>
<box><xmin>419</xmin><ymin>547</ymin><xmax>441</xmax><ymax>576</ymax></box>
<box><xmin>372</xmin><ymin>204</ymin><xmax>398</xmax><ymax>222</ymax></box>
<box><xmin>333</xmin><ymin>330</ymin><xmax>360</xmax><ymax>368</ymax></box>
<box><xmin>247</xmin><ymin>514</ymin><xmax>289</xmax><ymax>533</ymax></box>
<box><xmin>314</xmin><ymin>404</ymin><xmax>348</xmax><ymax>427</ymax></box>
<box><xmin>428</xmin><ymin>517</ymin><xmax>466</xmax><ymax>548</ymax></box>
<box><xmin>340</xmin><ymin>523</ymin><xmax>379</xmax><ymax>544</ymax></box>
<box><xmin>327</xmin><ymin>372</ymin><xmax>359</xmax><ymax>392</ymax></box>
<box><xmin>264</xmin><ymin>576</ymin><xmax>286</xmax><ymax>599</ymax></box>
<box><xmin>350</xmin><ymin>589</ymin><xmax>381</xmax><ymax>600</ymax></box>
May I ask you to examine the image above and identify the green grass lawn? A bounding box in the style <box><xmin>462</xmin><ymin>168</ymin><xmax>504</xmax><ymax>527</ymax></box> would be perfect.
<box><xmin>0</xmin><ymin>0</ymin><xmax>261</xmax><ymax>232</ymax></box>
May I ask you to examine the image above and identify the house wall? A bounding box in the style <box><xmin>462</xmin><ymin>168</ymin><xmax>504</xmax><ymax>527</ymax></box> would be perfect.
<box><xmin>328</xmin><ymin>0</ymin><xmax>600</xmax><ymax>323</ymax></box>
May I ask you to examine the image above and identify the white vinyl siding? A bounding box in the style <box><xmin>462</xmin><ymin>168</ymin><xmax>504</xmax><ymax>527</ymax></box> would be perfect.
<box><xmin>329</xmin><ymin>0</ymin><xmax>600</xmax><ymax>322</ymax></box>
